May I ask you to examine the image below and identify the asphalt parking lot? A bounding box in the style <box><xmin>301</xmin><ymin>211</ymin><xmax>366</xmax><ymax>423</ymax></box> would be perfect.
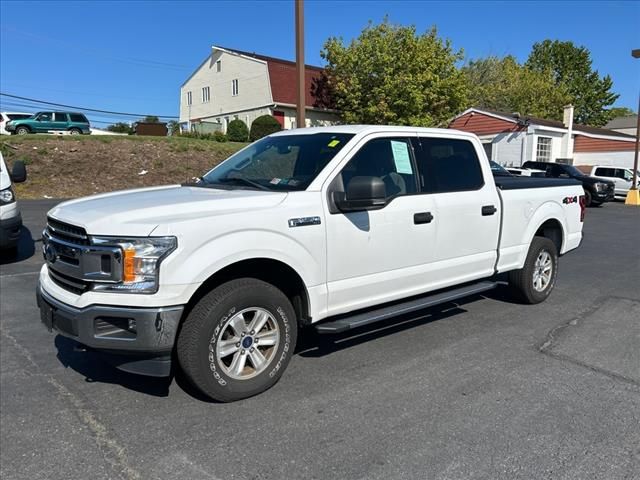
<box><xmin>1</xmin><ymin>200</ymin><xmax>639</xmax><ymax>480</ymax></box>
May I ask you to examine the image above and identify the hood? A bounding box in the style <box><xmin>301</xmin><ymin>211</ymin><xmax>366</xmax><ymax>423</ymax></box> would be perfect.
<box><xmin>48</xmin><ymin>185</ymin><xmax>287</xmax><ymax>236</ymax></box>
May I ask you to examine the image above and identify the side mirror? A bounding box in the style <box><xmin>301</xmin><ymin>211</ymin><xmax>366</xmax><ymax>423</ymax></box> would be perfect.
<box><xmin>336</xmin><ymin>176</ymin><xmax>386</xmax><ymax>212</ymax></box>
<box><xmin>10</xmin><ymin>160</ymin><xmax>27</xmax><ymax>183</ymax></box>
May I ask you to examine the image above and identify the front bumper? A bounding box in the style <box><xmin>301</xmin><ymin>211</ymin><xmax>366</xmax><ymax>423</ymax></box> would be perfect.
<box><xmin>0</xmin><ymin>212</ymin><xmax>22</xmax><ymax>248</ymax></box>
<box><xmin>593</xmin><ymin>190</ymin><xmax>615</xmax><ymax>203</ymax></box>
<box><xmin>37</xmin><ymin>283</ymin><xmax>184</xmax><ymax>376</ymax></box>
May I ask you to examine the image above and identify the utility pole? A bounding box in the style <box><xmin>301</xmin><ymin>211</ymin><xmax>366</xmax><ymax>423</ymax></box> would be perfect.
<box><xmin>295</xmin><ymin>0</ymin><xmax>305</xmax><ymax>129</ymax></box>
<box><xmin>626</xmin><ymin>48</ymin><xmax>640</xmax><ymax>206</ymax></box>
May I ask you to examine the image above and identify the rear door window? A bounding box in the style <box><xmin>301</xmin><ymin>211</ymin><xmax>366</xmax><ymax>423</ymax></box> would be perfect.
<box><xmin>414</xmin><ymin>137</ymin><xmax>484</xmax><ymax>193</ymax></box>
<box><xmin>54</xmin><ymin>112</ymin><xmax>68</xmax><ymax>122</ymax></box>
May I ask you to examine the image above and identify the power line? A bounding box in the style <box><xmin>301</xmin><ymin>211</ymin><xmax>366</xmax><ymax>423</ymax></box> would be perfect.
<box><xmin>0</xmin><ymin>93</ymin><xmax>178</xmax><ymax>118</ymax></box>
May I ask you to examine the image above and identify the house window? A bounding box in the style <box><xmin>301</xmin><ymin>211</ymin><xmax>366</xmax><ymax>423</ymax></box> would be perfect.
<box><xmin>216</xmin><ymin>60</ymin><xmax>221</xmax><ymax>72</ymax></box>
<box><xmin>202</xmin><ymin>86</ymin><xmax>210</xmax><ymax>103</ymax></box>
<box><xmin>536</xmin><ymin>137</ymin><xmax>552</xmax><ymax>162</ymax></box>
<box><xmin>186</xmin><ymin>91</ymin><xmax>192</xmax><ymax>106</ymax></box>
<box><xmin>232</xmin><ymin>79</ymin><xmax>239</xmax><ymax>96</ymax></box>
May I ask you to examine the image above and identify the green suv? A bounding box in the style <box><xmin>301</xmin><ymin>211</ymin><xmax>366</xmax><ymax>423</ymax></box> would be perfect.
<box><xmin>6</xmin><ymin>111</ymin><xmax>91</xmax><ymax>135</ymax></box>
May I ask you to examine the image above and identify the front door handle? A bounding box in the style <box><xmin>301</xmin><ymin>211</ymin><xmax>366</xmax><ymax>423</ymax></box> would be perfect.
<box><xmin>482</xmin><ymin>205</ymin><xmax>497</xmax><ymax>216</ymax></box>
<box><xmin>414</xmin><ymin>212</ymin><xmax>434</xmax><ymax>224</ymax></box>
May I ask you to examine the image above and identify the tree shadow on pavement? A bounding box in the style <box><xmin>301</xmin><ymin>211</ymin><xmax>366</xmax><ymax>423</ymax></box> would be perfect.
<box><xmin>0</xmin><ymin>226</ymin><xmax>36</xmax><ymax>265</ymax></box>
<box><xmin>54</xmin><ymin>335</ymin><xmax>172</xmax><ymax>397</ymax></box>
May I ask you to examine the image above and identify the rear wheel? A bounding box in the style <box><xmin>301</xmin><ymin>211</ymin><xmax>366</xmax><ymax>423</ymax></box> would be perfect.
<box><xmin>15</xmin><ymin>126</ymin><xmax>29</xmax><ymax>135</ymax></box>
<box><xmin>508</xmin><ymin>237</ymin><xmax>558</xmax><ymax>304</ymax></box>
<box><xmin>177</xmin><ymin>278</ymin><xmax>297</xmax><ymax>402</ymax></box>
<box><xmin>69</xmin><ymin>128</ymin><xmax>82</xmax><ymax>135</ymax></box>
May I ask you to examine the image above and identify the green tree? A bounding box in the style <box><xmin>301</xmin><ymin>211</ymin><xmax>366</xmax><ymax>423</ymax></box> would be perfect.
<box><xmin>141</xmin><ymin>115</ymin><xmax>160</xmax><ymax>123</ymax></box>
<box><xmin>321</xmin><ymin>20</ymin><xmax>467</xmax><ymax>127</ymax></box>
<box><xmin>227</xmin><ymin>119</ymin><xmax>249</xmax><ymax>142</ymax></box>
<box><xmin>106</xmin><ymin>122</ymin><xmax>134</xmax><ymax>134</ymax></box>
<box><xmin>606</xmin><ymin>106</ymin><xmax>635</xmax><ymax>119</ymax></box>
<box><xmin>463</xmin><ymin>56</ymin><xmax>571</xmax><ymax>120</ymax></box>
<box><xmin>526</xmin><ymin>40</ymin><xmax>619</xmax><ymax>126</ymax></box>
<box><xmin>249</xmin><ymin>115</ymin><xmax>281</xmax><ymax>141</ymax></box>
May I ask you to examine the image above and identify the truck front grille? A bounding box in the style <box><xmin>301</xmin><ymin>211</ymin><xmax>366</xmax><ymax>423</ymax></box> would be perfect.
<box><xmin>43</xmin><ymin>218</ymin><xmax>122</xmax><ymax>295</ymax></box>
<box><xmin>46</xmin><ymin>217</ymin><xmax>90</xmax><ymax>245</ymax></box>
<box><xmin>48</xmin><ymin>267</ymin><xmax>90</xmax><ymax>295</ymax></box>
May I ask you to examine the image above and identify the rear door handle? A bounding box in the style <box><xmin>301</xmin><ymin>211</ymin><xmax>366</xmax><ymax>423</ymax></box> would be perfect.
<box><xmin>481</xmin><ymin>205</ymin><xmax>497</xmax><ymax>216</ymax></box>
<box><xmin>414</xmin><ymin>212</ymin><xmax>434</xmax><ymax>224</ymax></box>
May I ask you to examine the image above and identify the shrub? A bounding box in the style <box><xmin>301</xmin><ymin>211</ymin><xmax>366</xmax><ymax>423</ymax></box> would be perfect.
<box><xmin>213</xmin><ymin>131</ymin><xmax>227</xmax><ymax>142</ymax></box>
<box><xmin>227</xmin><ymin>119</ymin><xmax>249</xmax><ymax>142</ymax></box>
<box><xmin>249</xmin><ymin>115</ymin><xmax>282</xmax><ymax>141</ymax></box>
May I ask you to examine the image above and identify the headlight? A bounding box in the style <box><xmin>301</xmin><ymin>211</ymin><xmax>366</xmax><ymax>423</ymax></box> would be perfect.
<box><xmin>594</xmin><ymin>182</ymin><xmax>608</xmax><ymax>192</ymax></box>
<box><xmin>0</xmin><ymin>187</ymin><xmax>15</xmax><ymax>205</ymax></box>
<box><xmin>91</xmin><ymin>236</ymin><xmax>176</xmax><ymax>293</ymax></box>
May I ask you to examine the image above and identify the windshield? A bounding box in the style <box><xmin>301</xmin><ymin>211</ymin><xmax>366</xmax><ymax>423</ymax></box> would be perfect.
<box><xmin>201</xmin><ymin>132</ymin><xmax>355</xmax><ymax>191</ymax></box>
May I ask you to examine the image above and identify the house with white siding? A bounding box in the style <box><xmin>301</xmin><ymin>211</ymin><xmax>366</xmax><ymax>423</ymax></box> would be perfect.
<box><xmin>179</xmin><ymin>46</ymin><xmax>339</xmax><ymax>133</ymax></box>
<box><xmin>449</xmin><ymin>107</ymin><xmax>637</xmax><ymax>169</ymax></box>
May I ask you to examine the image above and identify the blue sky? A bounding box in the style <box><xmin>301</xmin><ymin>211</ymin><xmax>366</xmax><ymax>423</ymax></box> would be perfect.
<box><xmin>1</xmin><ymin>0</ymin><xmax>638</xmax><ymax>126</ymax></box>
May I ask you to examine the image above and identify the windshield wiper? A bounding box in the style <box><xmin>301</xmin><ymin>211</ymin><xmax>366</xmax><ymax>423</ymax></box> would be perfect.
<box><xmin>217</xmin><ymin>177</ymin><xmax>271</xmax><ymax>191</ymax></box>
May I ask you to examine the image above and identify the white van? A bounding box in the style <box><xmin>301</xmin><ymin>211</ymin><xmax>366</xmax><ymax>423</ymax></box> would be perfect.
<box><xmin>0</xmin><ymin>153</ymin><xmax>27</xmax><ymax>250</ymax></box>
<box><xmin>577</xmin><ymin>165</ymin><xmax>639</xmax><ymax>199</ymax></box>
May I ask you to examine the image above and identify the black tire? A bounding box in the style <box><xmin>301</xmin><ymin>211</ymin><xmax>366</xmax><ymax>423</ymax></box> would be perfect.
<box><xmin>69</xmin><ymin>128</ymin><xmax>82</xmax><ymax>135</ymax></box>
<box><xmin>584</xmin><ymin>189</ymin><xmax>593</xmax><ymax>207</ymax></box>
<box><xmin>177</xmin><ymin>278</ymin><xmax>297</xmax><ymax>402</ymax></box>
<box><xmin>508</xmin><ymin>236</ymin><xmax>558</xmax><ymax>304</ymax></box>
<box><xmin>16</xmin><ymin>126</ymin><xmax>30</xmax><ymax>135</ymax></box>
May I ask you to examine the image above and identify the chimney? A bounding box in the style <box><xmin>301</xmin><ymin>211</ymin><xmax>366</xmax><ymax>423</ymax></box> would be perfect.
<box><xmin>560</xmin><ymin>105</ymin><xmax>574</xmax><ymax>161</ymax></box>
<box><xmin>563</xmin><ymin>104</ymin><xmax>574</xmax><ymax>129</ymax></box>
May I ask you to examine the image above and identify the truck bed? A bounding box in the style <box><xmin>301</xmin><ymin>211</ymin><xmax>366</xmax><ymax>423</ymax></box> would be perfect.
<box><xmin>494</xmin><ymin>176</ymin><xmax>580</xmax><ymax>190</ymax></box>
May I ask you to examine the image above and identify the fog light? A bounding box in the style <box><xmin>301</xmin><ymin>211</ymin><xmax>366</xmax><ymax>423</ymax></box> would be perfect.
<box><xmin>127</xmin><ymin>319</ymin><xmax>137</xmax><ymax>333</ymax></box>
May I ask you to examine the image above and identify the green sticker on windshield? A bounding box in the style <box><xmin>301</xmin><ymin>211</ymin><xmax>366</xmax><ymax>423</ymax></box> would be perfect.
<box><xmin>327</xmin><ymin>139</ymin><xmax>340</xmax><ymax>148</ymax></box>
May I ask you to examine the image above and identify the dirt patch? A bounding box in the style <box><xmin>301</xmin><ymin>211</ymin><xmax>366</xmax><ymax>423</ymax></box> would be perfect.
<box><xmin>1</xmin><ymin>135</ymin><xmax>247</xmax><ymax>199</ymax></box>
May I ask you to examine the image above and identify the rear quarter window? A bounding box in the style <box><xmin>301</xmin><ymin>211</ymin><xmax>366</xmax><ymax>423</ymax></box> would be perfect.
<box><xmin>7</xmin><ymin>114</ymin><xmax>31</xmax><ymax>121</ymax></box>
<box><xmin>69</xmin><ymin>114</ymin><xmax>88</xmax><ymax>123</ymax></box>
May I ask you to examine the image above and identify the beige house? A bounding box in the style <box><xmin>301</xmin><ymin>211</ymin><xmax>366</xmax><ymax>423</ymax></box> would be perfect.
<box><xmin>179</xmin><ymin>46</ymin><xmax>339</xmax><ymax>133</ymax></box>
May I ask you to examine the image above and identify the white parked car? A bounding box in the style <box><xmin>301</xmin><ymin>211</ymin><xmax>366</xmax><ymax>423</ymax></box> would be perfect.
<box><xmin>37</xmin><ymin>126</ymin><xmax>585</xmax><ymax>402</ymax></box>
<box><xmin>0</xmin><ymin>112</ymin><xmax>32</xmax><ymax>135</ymax></box>
<box><xmin>506</xmin><ymin>167</ymin><xmax>546</xmax><ymax>177</ymax></box>
<box><xmin>576</xmin><ymin>165</ymin><xmax>640</xmax><ymax>200</ymax></box>
<box><xmin>0</xmin><ymin>153</ymin><xmax>27</xmax><ymax>250</ymax></box>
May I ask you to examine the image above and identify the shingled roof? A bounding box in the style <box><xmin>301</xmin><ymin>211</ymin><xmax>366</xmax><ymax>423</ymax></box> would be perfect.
<box><xmin>217</xmin><ymin>46</ymin><xmax>332</xmax><ymax>109</ymax></box>
<box><xmin>469</xmin><ymin>108</ymin><xmax>636</xmax><ymax>139</ymax></box>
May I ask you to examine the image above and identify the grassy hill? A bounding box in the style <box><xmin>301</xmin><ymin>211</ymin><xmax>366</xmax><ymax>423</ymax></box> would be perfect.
<box><xmin>0</xmin><ymin>135</ymin><xmax>247</xmax><ymax>199</ymax></box>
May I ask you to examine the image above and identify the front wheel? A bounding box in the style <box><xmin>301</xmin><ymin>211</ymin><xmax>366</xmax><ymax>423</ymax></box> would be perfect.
<box><xmin>508</xmin><ymin>237</ymin><xmax>558</xmax><ymax>304</ymax></box>
<box><xmin>16</xmin><ymin>126</ymin><xmax>30</xmax><ymax>135</ymax></box>
<box><xmin>177</xmin><ymin>278</ymin><xmax>297</xmax><ymax>402</ymax></box>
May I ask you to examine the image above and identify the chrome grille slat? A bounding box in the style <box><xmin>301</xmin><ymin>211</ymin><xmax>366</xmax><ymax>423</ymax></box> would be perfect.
<box><xmin>44</xmin><ymin>218</ymin><xmax>123</xmax><ymax>295</ymax></box>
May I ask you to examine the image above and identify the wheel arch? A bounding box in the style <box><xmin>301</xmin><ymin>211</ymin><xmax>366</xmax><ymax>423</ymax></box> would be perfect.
<box><xmin>183</xmin><ymin>257</ymin><xmax>311</xmax><ymax>326</ymax></box>
<box><xmin>534</xmin><ymin>217</ymin><xmax>564</xmax><ymax>254</ymax></box>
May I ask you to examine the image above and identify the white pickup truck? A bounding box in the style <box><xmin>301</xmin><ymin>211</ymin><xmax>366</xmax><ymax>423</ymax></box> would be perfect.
<box><xmin>38</xmin><ymin>126</ymin><xmax>585</xmax><ymax>401</ymax></box>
